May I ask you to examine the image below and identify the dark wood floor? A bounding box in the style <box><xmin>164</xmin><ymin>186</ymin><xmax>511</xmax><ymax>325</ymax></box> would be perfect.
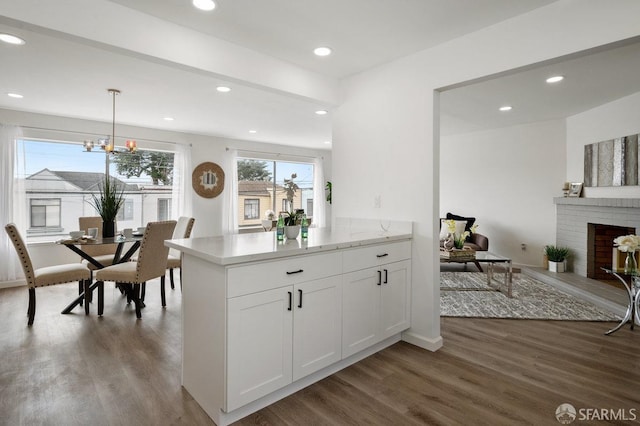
<box><xmin>1</xmin><ymin>280</ymin><xmax>639</xmax><ymax>425</ymax></box>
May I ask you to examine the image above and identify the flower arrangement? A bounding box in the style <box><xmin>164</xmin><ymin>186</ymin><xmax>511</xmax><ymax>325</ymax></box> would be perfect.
<box><xmin>445</xmin><ymin>219</ymin><xmax>478</xmax><ymax>249</ymax></box>
<box><xmin>613</xmin><ymin>234</ymin><xmax>640</xmax><ymax>252</ymax></box>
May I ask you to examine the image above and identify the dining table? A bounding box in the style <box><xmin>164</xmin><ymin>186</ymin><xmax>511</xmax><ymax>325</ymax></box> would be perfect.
<box><xmin>57</xmin><ymin>233</ymin><xmax>143</xmax><ymax>315</ymax></box>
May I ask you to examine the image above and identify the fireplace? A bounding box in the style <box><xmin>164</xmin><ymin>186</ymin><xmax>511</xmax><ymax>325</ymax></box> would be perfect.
<box><xmin>587</xmin><ymin>223</ymin><xmax>635</xmax><ymax>280</ymax></box>
<box><xmin>554</xmin><ymin>197</ymin><xmax>640</xmax><ymax>278</ymax></box>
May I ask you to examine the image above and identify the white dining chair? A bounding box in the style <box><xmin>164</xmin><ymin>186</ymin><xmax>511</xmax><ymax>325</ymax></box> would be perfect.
<box><xmin>94</xmin><ymin>220</ymin><xmax>176</xmax><ymax>319</ymax></box>
<box><xmin>166</xmin><ymin>216</ymin><xmax>195</xmax><ymax>290</ymax></box>
<box><xmin>5</xmin><ymin>223</ymin><xmax>92</xmax><ymax>325</ymax></box>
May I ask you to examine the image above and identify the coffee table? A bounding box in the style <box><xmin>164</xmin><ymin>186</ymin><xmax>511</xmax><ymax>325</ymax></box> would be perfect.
<box><xmin>441</xmin><ymin>250</ymin><xmax>514</xmax><ymax>297</ymax></box>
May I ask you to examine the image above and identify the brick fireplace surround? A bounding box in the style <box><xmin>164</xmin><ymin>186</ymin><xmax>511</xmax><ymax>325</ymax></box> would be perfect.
<box><xmin>555</xmin><ymin>198</ymin><xmax>640</xmax><ymax>277</ymax></box>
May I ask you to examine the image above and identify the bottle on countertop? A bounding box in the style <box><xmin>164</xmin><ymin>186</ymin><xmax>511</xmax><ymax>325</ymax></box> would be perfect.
<box><xmin>276</xmin><ymin>214</ymin><xmax>285</xmax><ymax>241</ymax></box>
<box><xmin>301</xmin><ymin>214</ymin><xmax>309</xmax><ymax>239</ymax></box>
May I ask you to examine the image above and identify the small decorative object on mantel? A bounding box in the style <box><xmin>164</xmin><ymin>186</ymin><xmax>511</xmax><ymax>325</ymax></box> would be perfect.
<box><xmin>192</xmin><ymin>162</ymin><xmax>225</xmax><ymax>198</ymax></box>
<box><xmin>562</xmin><ymin>182</ymin><xmax>571</xmax><ymax>197</ymax></box>
<box><xmin>613</xmin><ymin>234</ymin><xmax>640</xmax><ymax>276</ymax></box>
<box><xmin>568</xmin><ymin>182</ymin><xmax>583</xmax><ymax>198</ymax></box>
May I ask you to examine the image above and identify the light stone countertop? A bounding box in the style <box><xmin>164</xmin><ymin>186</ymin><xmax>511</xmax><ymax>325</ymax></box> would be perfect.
<box><xmin>165</xmin><ymin>226</ymin><xmax>412</xmax><ymax>266</ymax></box>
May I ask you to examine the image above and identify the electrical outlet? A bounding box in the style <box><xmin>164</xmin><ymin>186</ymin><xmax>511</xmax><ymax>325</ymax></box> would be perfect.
<box><xmin>374</xmin><ymin>195</ymin><xmax>381</xmax><ymax>208</ymax></box>
<box><xmin>521</xmin><ymin>243</ymin><xmax>527</xmax><ymax>251</ymax></box>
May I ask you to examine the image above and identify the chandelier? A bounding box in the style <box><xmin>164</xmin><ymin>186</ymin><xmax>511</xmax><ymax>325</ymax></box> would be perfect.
<box><xmin>83</xmin><ymin>88</ymin><xmax>137</xmax><ymax>154</ymax></box>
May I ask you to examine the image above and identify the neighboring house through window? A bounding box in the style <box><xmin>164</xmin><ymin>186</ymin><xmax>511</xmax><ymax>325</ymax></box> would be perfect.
<box><xmin>244</xmin><ymin>198</ymin><xmax>260</xmax><ymax>220</ymax></box>
<box><xmin>236</xmin><ymin>157</ymin><xmax>314</xmax><ymax>229</ymax></box>
<box><xmin>30</xmin><ymin>198</ymin><xmax>61</xmax><ymax>228</ymax></box>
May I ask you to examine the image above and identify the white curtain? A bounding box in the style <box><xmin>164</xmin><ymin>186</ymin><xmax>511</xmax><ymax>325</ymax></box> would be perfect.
<box><xmin>0</xmin><ymin>124</ymin><xmax>25</xmax><ymax>282</ymax></box>
<box><xmin>222</xmin><ymin>148</ymin><xmax>238</xmax><ymax>234</ymax></box>
<box><xmin>313</xmin><ymin>156</ymin><xmax>327</xmax><ymax>228</ymax></box>
<box><xmin>171</xmin><ymin>142</ymin><xmax>193</xmax><ymax>219</ymax></box>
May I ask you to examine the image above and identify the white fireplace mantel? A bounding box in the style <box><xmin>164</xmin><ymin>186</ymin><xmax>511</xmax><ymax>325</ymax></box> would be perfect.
<box><xmin>554</xmin><ymin>197</ymin><xmax>640</xmax><ymax>208</ymax></box>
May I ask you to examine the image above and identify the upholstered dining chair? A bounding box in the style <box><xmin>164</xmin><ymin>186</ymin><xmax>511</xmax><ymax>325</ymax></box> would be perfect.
<box><xmin>166</xmin><ymin>216</ymin><xmax>195</xmax><ymax>290</ymax></box>
<box><xmin>77</xmin><ymin>216</ymin><xmax>120</xmax><ymax>298</ymax></box>
<box><xmin>4</xmin><ymin>223</ymin><xmax>92</xmax><ymax>325</ymax></box>
<box><xmin>94</xmin><ymin>220</ymin><xmax>176</xmax><ymax>319</ymax></box>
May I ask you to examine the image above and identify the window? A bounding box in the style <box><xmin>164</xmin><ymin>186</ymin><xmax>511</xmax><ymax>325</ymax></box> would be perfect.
<box><xmin>17</xmin><ymin>138</ymin><xmax>175</xmax><ymax>242</ymax></box>
<box><xmin>237</xmin><ymin>158</ymin><xmax>314</xmax><ymax>229</ymax></box>
<box><xmin>244</xmin><ymin>199</ymin><xmax>260</xmax><ymax>220</ymax></box>
<box><xmin>116</xmin><ymin>199</ymin><xmax>134</xmax><ymax>221</ymax></box>
<box><xmin>30</xmin><ymin>199</ymin><xmax>61</xmax><ymax>228</ymax></box>
<box><xmin>158</xmin><ymin>199</ymin><xmax>171</xmax><ymax>221</ymax></box>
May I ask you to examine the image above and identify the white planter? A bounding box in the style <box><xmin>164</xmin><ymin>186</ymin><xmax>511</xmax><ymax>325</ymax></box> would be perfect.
<box><xmin>285</xmin><ymin>225</ymin><xmax>300</xmax><ymax>239</ymax></box>
<box><xmin>548</xmin><ymin>260</ymin><xmax>565</xmax><ymax>273</ymax></box>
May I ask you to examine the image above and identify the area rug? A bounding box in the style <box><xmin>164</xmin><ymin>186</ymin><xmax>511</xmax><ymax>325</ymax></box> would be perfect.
<box><xmin>440</xmin><ymin>272</ymin><xmax>621</xmax><ymax>321</ymax></box>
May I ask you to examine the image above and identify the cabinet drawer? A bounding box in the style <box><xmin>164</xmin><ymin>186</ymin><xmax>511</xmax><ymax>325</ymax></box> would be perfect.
<box><xmin>342</xmin><ymin>241</ymin><xmax>411</xmax><ymax>273</ymax></box>
<box><xmin>227</xmin><ymin>251</ymin><xmax>343</xmax><ymax>298</ymax></box>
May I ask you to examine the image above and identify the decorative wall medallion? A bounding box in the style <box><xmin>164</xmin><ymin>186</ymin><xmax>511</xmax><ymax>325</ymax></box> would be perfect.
<box><xmin>192</xmin><ymin>162</ymin><xmax>225</xmax><ymax>198</ymax></box>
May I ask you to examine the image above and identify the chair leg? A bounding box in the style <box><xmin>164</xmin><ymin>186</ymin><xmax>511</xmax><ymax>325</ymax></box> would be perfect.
<box><xmin>27</xmin><ymin>288</ymin><xmax>36</xmax><ymax>326</ymax></box>
<box><xmin>84</xmin><ymin>279</ymin><xmax>91</xmax><ymax>315</ymax></box>
<box><xmin>179</xmin><ymin>268</ymin><xmax>183</xmax><ymax>291</ymax></box>
<box><xmin>141</xmin><ymin>282</ymin><xmax>146</xmax><ymax>302</ymax></box>
<box><xmin>132</xmin><ymin>283</ymin><xmax>142</xmax><ymax>319</ymax></box>
<box><xmin>78</xmin><ymin>280</ymin><xmax>84</xmax><ymax>307</ymax></box>
<box><xmin>169</xmin><ymin>268</ymin><xmax>175</xmax><ymax>290</ymax></box>
<box><xmin>98</xmin><ymin>281</ymin><xmax>104</xmax><ymax>316</ymax></box>
<box><xmin>160</xmin><ymin>275</ymin><xmax>166</xmax><ymax>307</ymax></box>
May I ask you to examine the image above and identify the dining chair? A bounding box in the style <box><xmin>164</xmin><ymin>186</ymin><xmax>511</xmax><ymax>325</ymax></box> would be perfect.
<box><xmin>94</xmin><ymin>220</ymin><xmax>176</xmax><ymax>319</ymax></box>
<box><xmin>78</xmin><ymin>216</ymin><xmax>119</xmax><ymax>269</ymax></box>
<box><xmin>166</xmin><ymin>216</ymin><xmax>195</xmax><ymax>290</ymax></box>
<box><xmin>4</xmin><ymin>223</ymin><xmax>92</xmax><ymax>325</ymax></box>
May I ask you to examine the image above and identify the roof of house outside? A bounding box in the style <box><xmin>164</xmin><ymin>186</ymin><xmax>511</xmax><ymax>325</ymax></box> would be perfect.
<box><xmin>27</xmin><ymin>169</ymin><xmax>140</xmax><ymax>192</ymax></box>
<box><xmin>238</xmin><ymin>180</ymin><xmax>284</xmax><ymax>196</ymax></box>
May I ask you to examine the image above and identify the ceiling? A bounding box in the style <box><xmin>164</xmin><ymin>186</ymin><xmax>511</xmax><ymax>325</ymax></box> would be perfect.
<box><xmin>3</xmin><ymin>0</ymin><xmax>638</xmax><ymax>148</ymax></box>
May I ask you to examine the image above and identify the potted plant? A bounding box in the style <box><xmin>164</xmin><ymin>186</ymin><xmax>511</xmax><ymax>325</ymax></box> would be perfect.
<box><xmin>89</xmin><ymin>175</ymin><xmax>125</xmax><ymax>237</ymax></box>
<box><xmin>544</xmin><ymin>245</ymin><xmax>570</xmax><ymax>272</ymax></box>
<box><xmin>283</xmin><ymin>173</ymin><xmax>302</xmax><ymax>238</ymax></box>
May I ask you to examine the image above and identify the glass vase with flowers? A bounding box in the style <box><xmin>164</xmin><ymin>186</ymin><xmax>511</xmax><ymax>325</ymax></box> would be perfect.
<box><xmin>444</xmin><ymin>219</ymin><xmax>478</xmax><ymax>250</ymax></box>
<box><xmin>613</xmin><ymin>234</ymin><xmax>640</xmax><ymax>276</ymax></box>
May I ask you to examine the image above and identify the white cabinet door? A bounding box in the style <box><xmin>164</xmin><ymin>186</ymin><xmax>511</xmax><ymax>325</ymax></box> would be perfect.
<box><xmin>292</xmin><ymin>276</ymin><xmax>342</xmax><ymax>381</ymax></box>
<box><xmin>380</xmin><ymin>260</ymin><xmax>411</xmax><ymax>339</ymax></box>
<box><xmin>227</xmin><ymin>287</ymin><xmax>293</xmax><ymax>411</ymax></box>
<box><xmin>342</xmin><ymin>267</ymin><xmax>381</xmax><ymax>358</ymax></box>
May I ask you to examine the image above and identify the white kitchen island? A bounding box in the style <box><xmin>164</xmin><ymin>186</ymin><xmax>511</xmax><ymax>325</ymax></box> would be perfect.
<box><xmin>165</xmin><ymin>222</ymin><xmax>412</xmax><ymax>425</ymax></box>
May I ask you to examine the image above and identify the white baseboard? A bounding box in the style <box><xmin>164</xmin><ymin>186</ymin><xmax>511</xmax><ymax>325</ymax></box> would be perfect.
<box><xmin>401</xmin><ymin>330</ymin><xmax>443</xmax><ymax>352</ymax></box>
<box><xmin>0</xmin><ymin>279</ymin><xmax>26</xmax><ymax>289</ymax></box>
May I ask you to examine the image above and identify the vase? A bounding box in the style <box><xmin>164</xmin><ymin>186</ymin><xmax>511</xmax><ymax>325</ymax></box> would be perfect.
<box><xmin>103</xmin><ymin>220</ymin><xmax>116</xmax><ymax>238</ymax></box>
<box><xmin>548</xmin><ymin>260</ymin><xmax>565</xmax><ymax>273</ymax></box>
<box><xmin>624</xmin><ymin>251</ymin><xmax>637</xmax><ymax>276</ymax></box>
<box><xmin>285</xmin><ymin>225</ymin><xmax>300</xmax><ymax>239</ymax></box>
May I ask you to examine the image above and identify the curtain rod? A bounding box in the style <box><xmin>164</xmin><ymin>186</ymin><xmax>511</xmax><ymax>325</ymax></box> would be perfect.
<box><xmin>18</xmin><ymin>124</ymin><xmax>190</xmax><ymax>147</ymax></box>
<box><xmin>228</xmin><ymin>147</ymin><xmax>323</xmax><ymax>161</ymax></box>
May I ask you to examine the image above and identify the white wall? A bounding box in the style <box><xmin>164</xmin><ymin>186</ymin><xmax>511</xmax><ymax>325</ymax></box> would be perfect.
<box><xmin>567</xmin><ymin>91</ymin><xmax>640</xmax><ymax>198</ymax></box>
<box><xmin>333</xmin><ymin>0</ymin><xmax>640</xmax><ymax>351</ymax></box>
<box><xmin>441</xmin><ymin>120</ymin><xmax>566</xmax><ymax>267</ymax></box>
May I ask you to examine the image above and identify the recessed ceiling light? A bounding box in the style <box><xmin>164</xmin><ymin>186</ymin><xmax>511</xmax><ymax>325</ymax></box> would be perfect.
<box><xmin>314</xmin><ymin>47</ymin><xmax>332</xmax><ymax>57</ymax></box>
<box><xmin>324</xmin><ymin>141</ymin><xmax>331</xmax><ymax>145</ymax></box>
<box><xmin>315</xmin><ymin>110</ymin><xmax>328</xmax><ymax>115</ymax></box>
<box><xmin>193</xmin><ymin>0</ymin><xmax>215</xmax><ymax>11</ymax></box>
<box><xmin>249</xmin><ymin>130</ymin><xmax>257</xmax><ymax>134</ymax></box>
<box><xmin>546</xmin><ymin>75</ymin><xmax>564</xmax><ymax>83</ymax></box>
<box><xmin>7</xmin><ymin>93</ymin><xmax>23</xmax><ymax>99</ymax></box>
<box><xmin>499</xmin><ymin>106</ymin><xmax>512</xmax><ymax>112</ymax></box>
<box><xmin>163</xmin><ymin>117</ymin><xmax>174</xmax><ymax>121</ymax></box>
<box><xmin>216</xmin><ymin>86</ymin><xmax>231</xmax><ymax>93</ymax></box>
<box><xmin>0</xmin><ymin>33</ymin><xmax>26</xmax><ymax>45</ymax></box>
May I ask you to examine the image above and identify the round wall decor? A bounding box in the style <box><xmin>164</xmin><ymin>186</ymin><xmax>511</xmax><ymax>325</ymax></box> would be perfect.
<box><xmin>192</xmin><ymin>162</ymin><xmax>225</xmax><ymax>198</ymax></box>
